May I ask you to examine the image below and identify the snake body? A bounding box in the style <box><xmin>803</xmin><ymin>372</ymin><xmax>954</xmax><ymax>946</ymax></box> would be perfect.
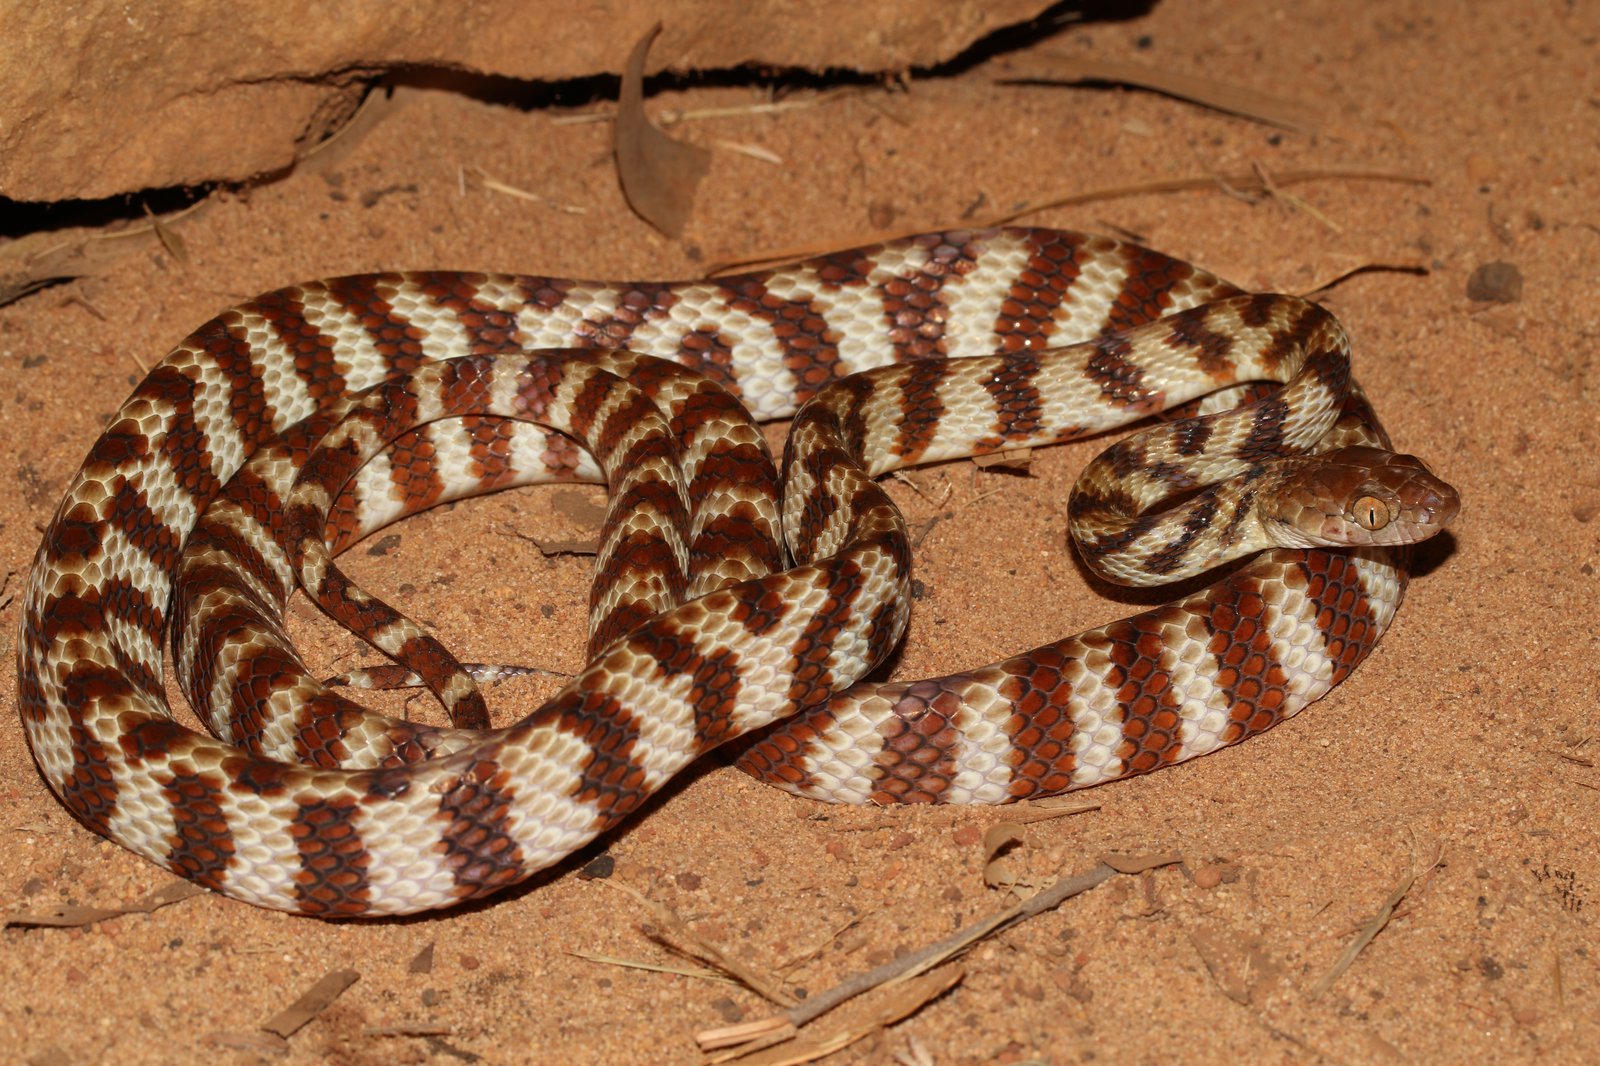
<box><xmin>17</xmin><ymin>229</ymin><xmax>1457</xmax><ymax>915</ymax></box>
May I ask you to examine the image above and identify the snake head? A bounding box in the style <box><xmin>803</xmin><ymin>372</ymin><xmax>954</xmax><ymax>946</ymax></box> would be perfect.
<box><xmin>1268</xmin><ymin>445</ymin><xmax>1459</xmax><ymax>548</ymax></box>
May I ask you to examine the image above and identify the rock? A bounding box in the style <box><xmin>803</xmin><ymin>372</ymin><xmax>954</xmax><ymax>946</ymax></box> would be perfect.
<box><xmin>0</xmin><ymin>0</ymin><xmax>1051</xmax><ymax>202</ymax></box>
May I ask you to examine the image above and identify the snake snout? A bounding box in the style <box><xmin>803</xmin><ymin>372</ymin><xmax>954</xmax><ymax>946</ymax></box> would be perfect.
<box><xmin>1404</xmin><ymin>473</ymin><xmax>1460</xmax><ymax>531</ymax></box>
<box><xmin>1378</xmin><ymin>452</ymin><xmax>1460</xmax><ymax>532</ymax></box>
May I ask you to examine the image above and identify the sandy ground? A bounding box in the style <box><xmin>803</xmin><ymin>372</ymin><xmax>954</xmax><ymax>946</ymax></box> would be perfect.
<box><xmin>3</xmin><ymin>1</ymin><xmax>1597</xmax><ymax>1063</ymax></box>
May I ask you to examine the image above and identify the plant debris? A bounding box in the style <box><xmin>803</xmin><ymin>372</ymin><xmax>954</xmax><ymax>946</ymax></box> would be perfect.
<box><xmin>1309</xmin><ymin>842</ymin><xmax>1443</xmax><ymax>1000</ymax></box>
<box><xmin>695</xmin><ymin>853</ymin><xmax>1182</xmax><ymax>1059</ymax></box>
<box><xmin>260</xmin><ymin>968</ymin><xmax>361</xmax><ymax>1039</ymax></box>
<box><xmin>614</xmin><ymin>23</ymin><xmax>711</xmax><ymax>236</ymax></box>
<box><xmin>997</xmin><ymin>53</ymin><xmax>1324</xmax><ymax>132</ymax></box>
<box><xmin>5</xmin><ymin>880</ymin><xmax>206</xmax><ymax>928</ymax></box>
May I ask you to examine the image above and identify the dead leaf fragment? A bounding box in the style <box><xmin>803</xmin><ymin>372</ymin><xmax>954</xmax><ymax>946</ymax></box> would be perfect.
<box><xmin>261</xmin><ymin>969</ymin><xmax>360</xmax><ymax>1039</ymax></box>
<box><xmin>982</xmin><ymin>822</ymin><xmax>1027</xmax><ymax>891</ymax></box>
<box><xmin>614</xmin><ymin>22</ymin><xmax>711</xmax><ymax>237</ymax></box>
<box><xmin>142</xmin><ymin>203</ymin><xmax>188</xmax><ymax>265</ymax></box>
<box><xmin>5</xmin><ymin>880</ymin><xmax>206</xmax><ymax>928</ymax></box>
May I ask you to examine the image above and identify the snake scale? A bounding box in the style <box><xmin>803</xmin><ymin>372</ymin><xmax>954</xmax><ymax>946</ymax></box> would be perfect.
<box><xmin>17</xmin><ymin>228</ymin><xmax>1458</xmax><ymax>915</ymax></box>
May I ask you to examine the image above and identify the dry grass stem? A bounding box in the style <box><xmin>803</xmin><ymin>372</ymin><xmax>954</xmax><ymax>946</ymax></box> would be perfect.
<box><xmin>705</xmin><ymin>167</ymin><xmax>1428</xmax><ymax>275</ymax></box>
<box><xmin>555</xmin><ymin>87</ymin><xmax>861</xmax><ymax>127</ymax></box>
<box><xmin>460</xmin><ymin>164</ymin><xmax>586</xmax><ymax>213</ymax></box>
<box><xmin>713</xmin><ymin>140</ymin><xmax>784</xmax><ymax>164</ymax></box>
<box><xmin>1002</xmin><ymin>54</ymin><xmax>1324</xmax><ymax>131</ymax></box>
<box><xmin>603</xmin><ymin>880</ymin><xmax>797</xmax><ymax>1006</ymax></box>
<box><xmin>1309</xmin><ymin>843</ymin><xmax>1443</xmax><ymax>1000</ymax></box>
<box><xmin>697</xmin><ymin>854</ymin><xmax>1181</xmax><ymax>1057</ymax></box>
<box><xmin>702</xmin><ymin>968</ymin><xmax>965</xmax><ymax>1065</ymax></box>
<box><xmin>568</xmin><ymin>949</ymin><xmax>738</xmax><ymax>985</ymax></box>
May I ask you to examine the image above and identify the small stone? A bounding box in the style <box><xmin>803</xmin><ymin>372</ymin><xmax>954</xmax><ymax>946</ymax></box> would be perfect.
<box><xmin>366</xmin><ymin>533</ymin><xmax>402</xmax><ymax>557</ymax></box>
<box><xmin>1193</xmin><ymin>865</ymin><xmax>1225</xmax><ymax>890</ymax></box>
<box><xmin>579</xmin><ymin>854</ymin><xmax>615</xmax><ymax>880</ymax></box>
<box><xmin>952</xmin><ymin>824</ymin><xmax>981</xmax><ymax>847</ymax></box>
<box><xmin>1466</xmin><ymin>262</ymin><xmax>1523</xmax><ymax>303</ymax></box>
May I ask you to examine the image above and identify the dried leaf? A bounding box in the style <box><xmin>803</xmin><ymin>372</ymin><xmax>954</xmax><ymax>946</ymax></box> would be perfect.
<box><xmin>981</xmin><ymin>822</ymin><xmax>1025</xmax><ymax>861</ymax></box>
<box><xmin>1309</xmin><ymin>844</ymin><xmax>1442</xmax><ymax>1000</ymax></box>
<box><xmin>260</xmin><ymin>969</ymin><xmax>360</xmax><ymax>1039</ymax></box>
<box><xmin>142</xmin><ymin>203</ymin><xmax>188</xmax><ymax>265</ymax></box>
<box><xmin>981</xmin><ymin>822</ymin><xmax>1026</xmax><ymax>891</ymax></box>
<box><xmin>5</xmin><ymin>880</ymin><xmax>206</xmax><ymax>928</ymax></box>
<box><xmin>1100</xmin><ymin>851</ymin><xmax>1184</xmax><ymax>875</ymax></box>
<box><xmin>614</xmin><ymin>22</ymin><xmax>710</xmax><ymax>236</ymax></box>
<box><xmin>203</xmin><ymin>1031</ymin><xmax>289</xmax><ymax>1054</ymax></box>
<box><xmin>553</xmin><ymin>488</ymin><xmax>610</xmax><ymax>527</ymax></box>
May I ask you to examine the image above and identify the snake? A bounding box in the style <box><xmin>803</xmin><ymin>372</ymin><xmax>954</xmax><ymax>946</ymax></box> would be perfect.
<box><xmin>16</xmin><ymin>228</ymin><xmax>1458</xmax><ymax>916</ymax></box>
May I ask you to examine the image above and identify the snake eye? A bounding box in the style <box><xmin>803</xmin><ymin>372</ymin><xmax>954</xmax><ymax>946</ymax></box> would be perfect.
<box><xmin>1352</xmin><ymin>494</ymin><xmax>1390</xmax><ymax>531</ymax></box>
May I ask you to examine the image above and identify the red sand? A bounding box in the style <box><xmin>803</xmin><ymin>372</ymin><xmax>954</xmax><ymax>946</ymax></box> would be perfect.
<box><xmin>3</xmin><ymin>2</ymin><xmax>1595</xmax><ymax>1062</ymax></box>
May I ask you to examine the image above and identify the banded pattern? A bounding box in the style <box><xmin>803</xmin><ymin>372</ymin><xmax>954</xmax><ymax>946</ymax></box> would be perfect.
<box><xmin>17</xmin><ymin>228</ymin><xmax>1457</xmax><ymax>915</ymax></box>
